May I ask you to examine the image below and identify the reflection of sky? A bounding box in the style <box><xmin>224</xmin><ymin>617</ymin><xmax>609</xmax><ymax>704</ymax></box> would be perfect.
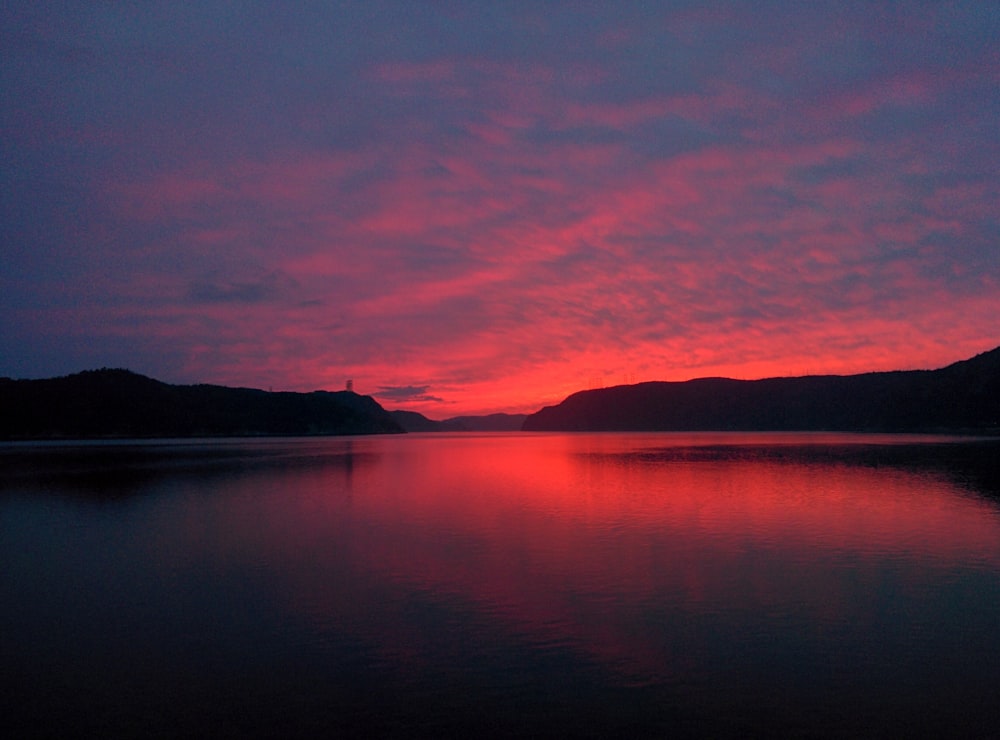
<box><xmin>155</xmin><ymin>435</ymin><xmax>1000</xmax><ymax>683</ymax></box>
<box><xmin>3</xmin><ymin>3</ymin><xmax>999</xmax><ymax>415</ymax></box>
<box><xmin>4</xmin><ymin>434</ymin><xmax>1000</xmax><ymax>733</ymax></box>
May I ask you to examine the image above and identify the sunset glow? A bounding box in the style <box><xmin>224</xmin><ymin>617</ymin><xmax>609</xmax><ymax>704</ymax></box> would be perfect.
<box><xmin>3</xmin><ymin>3</ymin><xmax>998</xmax><ymax>416</ymax></box>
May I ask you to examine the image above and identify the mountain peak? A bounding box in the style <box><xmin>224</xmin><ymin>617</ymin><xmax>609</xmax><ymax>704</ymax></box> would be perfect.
<box><xmin>523</xmin><ymin>345</ymin><xmax>1000</xmax><ymax>433</ymax></box>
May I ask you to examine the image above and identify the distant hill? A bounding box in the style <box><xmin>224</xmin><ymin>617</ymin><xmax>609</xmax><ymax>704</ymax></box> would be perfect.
<box><xmin>443</xmin><ymin>413</ymin><xmax>528</xmax><ymax>432</ymax></box>
<box><xmin>390</xmin><ymin>410</ymin><xmax>528</xmax><ymax>432</ymax></box>
<box><xmin>389</xmin><ymin>409</ymin><xmax>443</xmax><ymax>432</ymax></box>
<box><xmin>0</xmin><ymin>369</ymin><xmax>404</xmax><ymax>439</ymax></box>
<box><xmin>522</xmin><ymin>346</ymin><xmax>1000</xmax><ymax>433</ymax></box>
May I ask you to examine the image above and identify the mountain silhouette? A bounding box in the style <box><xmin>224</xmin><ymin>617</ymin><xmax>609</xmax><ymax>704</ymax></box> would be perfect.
<box><xmin>0</xmin><ymin>369</ymin><xmax>403</xmax><ymax>439</ymax></box>
<box><xmin>522</xmin><ymin>346</ymin><xmax>1000</xmax><ymax>433</ymax></box>
<box><xmin>390</xmin><ymin>410</ymin><xmax>528</xmax><ymax>432</ymax></box>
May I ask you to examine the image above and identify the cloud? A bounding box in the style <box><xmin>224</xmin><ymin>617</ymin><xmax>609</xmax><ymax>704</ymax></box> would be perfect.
<box><xmin>375</xmin><ymin>386</ymin><xmax>445</xmax><ymax>404</ymax></box>
<box><xmin>1</xmin><ymin>2</ymin><xmax>998</xmax><ymax>415</ymax></box>
<box><xmin>187</xmin><ymin>270</ymin><xmax>298</xmax><ymax>305</ymax></box>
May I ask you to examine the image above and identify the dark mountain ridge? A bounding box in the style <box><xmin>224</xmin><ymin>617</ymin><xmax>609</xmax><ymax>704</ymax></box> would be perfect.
<box><xmin>444</xmin><ymin>413</ymin><xmax>528</xmax><ymax>432</ymax></box>
<box><xmin>522</xmin><ymin>346</ymin><xmax>1000</xmax><ymax>433</ymax></box>
<box><xmin>0</xmin><ymin>369</ymin><xmax>403</xmax><ymax>439</ymax></box>
<box><xmin>390</xmin><ymin>410</ymin><xmax>528</xmax><ymax>432</ymax></box>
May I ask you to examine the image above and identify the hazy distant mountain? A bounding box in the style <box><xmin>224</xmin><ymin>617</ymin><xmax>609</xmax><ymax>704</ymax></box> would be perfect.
<box><xmin>443</xmin><ymin>413</ymin><xmax>528</xmax><ymax>432</ymax></box>
<box><xmin>390</xmin><ymin>410</ymin><xmax>528</xmax><ymax>432</ymax></box>
<box><xmin>522</xmin><ymin>346</ymin><xmax>1000</xmax><ymax>433</ymax></box>
<box><xmin>0</xmin><ymin>369</ymin><xmax>403</xmax><ymax>439</ymax></box>
<box><xmin>389</xmin><ymin>409</ymin><xmax>443</xmax><ymax>432</ymax></box>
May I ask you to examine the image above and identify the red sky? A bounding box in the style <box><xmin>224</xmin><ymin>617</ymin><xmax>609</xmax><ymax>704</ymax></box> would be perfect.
<box><xmin>2</xmin><ymin>3</ymin><xmax>998</xmax><ymax>416</ymax></box>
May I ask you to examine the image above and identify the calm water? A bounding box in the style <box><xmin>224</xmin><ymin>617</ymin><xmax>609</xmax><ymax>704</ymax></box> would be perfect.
<box><xmin>2</xmin><ymin>432</ymin><xmax>1000</xmax><ymax>738</ymax></box>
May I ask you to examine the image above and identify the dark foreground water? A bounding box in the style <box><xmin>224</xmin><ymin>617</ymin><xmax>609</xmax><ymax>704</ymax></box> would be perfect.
<box><xmin>2</xmin><ymin>432</ymin><xmax>1000</xmax><ymax>738</ymax></box>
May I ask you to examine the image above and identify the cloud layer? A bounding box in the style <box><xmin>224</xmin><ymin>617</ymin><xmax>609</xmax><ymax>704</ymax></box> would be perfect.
<box><xmin>3</xmin><ymin>2</ymin><xmax>998</xmax><ymax>415</ymax></box>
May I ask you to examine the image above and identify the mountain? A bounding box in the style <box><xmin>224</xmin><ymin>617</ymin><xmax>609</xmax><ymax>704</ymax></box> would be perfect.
<box><xmin>442</xmin><ymin>413</ymin><xmax>528</xmax><ymax>432</ymax></box>
<box><xmin>522</xmin><ymin>346</ymin><xmax>1000</xmax><ymax>433</ymax></box>
<box><xmin>0</xmin><ymin>369</ymin><xmax>404</xmax><ymax>439</ymax></box>
<box><xmin>390</xmin><ymin>410</ymin><xmax>528</xmax><ymax>432</ymax></box>
<box><xmin>390</xmin><ymin>409</ymin><xmax>443</xmax><ymax>432</ymax></box>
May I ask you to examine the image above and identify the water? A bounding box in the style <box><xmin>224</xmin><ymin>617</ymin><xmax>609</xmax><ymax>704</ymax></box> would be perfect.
<box><xmin>2</xmin><ymin>432</ymin><xmax>999</xmax><ymax>738</ymax></box>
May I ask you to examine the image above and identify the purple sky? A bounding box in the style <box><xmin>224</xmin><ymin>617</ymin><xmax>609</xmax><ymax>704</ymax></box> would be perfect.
<box><xmin>2</xmin><ymin>2</ymin><xmax>998</xmax><ymax>416</ymax></box>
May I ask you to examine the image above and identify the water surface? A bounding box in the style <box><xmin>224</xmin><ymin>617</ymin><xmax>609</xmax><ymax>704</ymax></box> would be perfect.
<box><xmin>2</xmin><ymin>432</ymin><xmax>999</xmax><ymax>737</ymax></box>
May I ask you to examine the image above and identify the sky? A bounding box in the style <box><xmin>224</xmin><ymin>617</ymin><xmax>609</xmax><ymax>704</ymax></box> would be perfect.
<box><xmin>2</xmin><ymin>1</ymin><xmax>998</xmax><ymax>417</ymax></box>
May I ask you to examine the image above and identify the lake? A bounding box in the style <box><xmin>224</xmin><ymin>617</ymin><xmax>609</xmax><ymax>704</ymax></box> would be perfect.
<box><xmin>2</xmin><ymin>432</ymin><xmax>1000</xmax><ymax>738</ymax></box>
